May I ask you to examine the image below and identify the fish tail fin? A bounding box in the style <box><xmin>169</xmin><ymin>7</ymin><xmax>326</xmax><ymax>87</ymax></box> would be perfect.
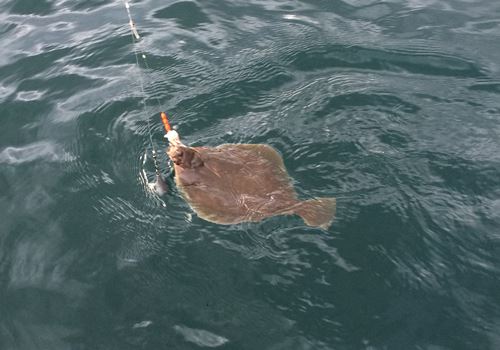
<box><xmin>295</xmin><ymin>197</ymin><xmax>336</xmax><ymax>229</ymax></box>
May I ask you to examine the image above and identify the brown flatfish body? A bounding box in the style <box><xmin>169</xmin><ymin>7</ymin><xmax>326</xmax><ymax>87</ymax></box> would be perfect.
<box><xmin>167</xmin><ymin>131</ymin><xmax>335</xmax><ymax>229</ymax></box>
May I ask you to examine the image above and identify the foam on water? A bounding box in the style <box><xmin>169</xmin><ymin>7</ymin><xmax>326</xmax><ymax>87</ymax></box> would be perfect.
<box><xmin>0</xmin><ymin>141</ymin><xmax>74</xmax><ymax>164</ymax></box>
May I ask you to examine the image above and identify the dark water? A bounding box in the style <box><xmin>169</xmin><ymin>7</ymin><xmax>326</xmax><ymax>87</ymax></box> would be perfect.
<box><xmin>1</xmin><ymin>0</ymin><xmax>500</xmax><ymax>348</ymax></box>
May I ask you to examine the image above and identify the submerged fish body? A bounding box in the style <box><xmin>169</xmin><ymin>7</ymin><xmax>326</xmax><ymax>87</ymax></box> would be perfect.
<box><xmin>166</xmin><ymin>131</ymin><xmax>335</xmax><ymax>229</ymax></box>
<box><xmin>151</xmin><ymin>173</ymin><xmax>168</xmax><ymax>196</ymax></box>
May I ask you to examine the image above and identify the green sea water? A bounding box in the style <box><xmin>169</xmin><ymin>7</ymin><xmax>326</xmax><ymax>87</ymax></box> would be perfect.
<box><xmin>1</xmin><ymin>0</ymin><xmax>500</xmax><ymax>349</ymax></box>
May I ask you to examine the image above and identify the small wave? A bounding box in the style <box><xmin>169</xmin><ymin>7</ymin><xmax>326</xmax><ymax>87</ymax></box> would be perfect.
<box><xmin>154</xmin><ymin>1</ymin><xmax>212</xmax><ymax>29</ymax></box>
<box><xmin>288</xmin><ymin>42</ymin><xmax>484</xmax><ymax>78</ymax></box>
<box><xmin>15</xmin><ymin>89</ymin><xmax>45</xmax><ymax>101</ymax></box>
<box><xmin>174</xmin><ymin>325</ymin><xmax>228</xmax><ymax>347</ymax></box>
<box><xmin>283</xmin><ymin>14</ymin><xmax>319</xmax><ymax>27</ymax></box>
<box><xmin>132</xmin><ymin>320</ymin><xmax>152</xmax><ymax>329</ymax></box>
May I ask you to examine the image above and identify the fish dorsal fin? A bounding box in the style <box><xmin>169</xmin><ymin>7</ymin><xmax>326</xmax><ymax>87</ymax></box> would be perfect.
<box><xmin>217</xmin><ymin>144</ymin><xmax>286</xmax><ymax>171</ymax></box>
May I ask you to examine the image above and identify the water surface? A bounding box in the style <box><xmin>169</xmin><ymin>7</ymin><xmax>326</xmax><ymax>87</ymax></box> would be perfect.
<box><xmin>1</xmin><ymin>0</ymin><xmax>500</xmax><ymax>349</ymax></box>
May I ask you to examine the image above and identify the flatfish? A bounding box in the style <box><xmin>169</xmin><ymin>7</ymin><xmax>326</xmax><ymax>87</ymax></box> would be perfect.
<box><xmin>166</xmin><ymin>130</ymin><xmax>335</xmax><ymax>229</ymax></box>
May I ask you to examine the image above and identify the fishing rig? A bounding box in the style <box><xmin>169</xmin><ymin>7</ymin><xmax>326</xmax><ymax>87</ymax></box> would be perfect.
<box><xmin>123</xmin><ymin>0</ymin><xmax>173</xmax><ymax>195</ymax></box>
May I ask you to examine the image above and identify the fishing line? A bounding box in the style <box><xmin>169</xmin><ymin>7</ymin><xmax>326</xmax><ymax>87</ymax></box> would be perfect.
<box><xmin>122</xmin><ymin>0</ymin><xmax>172</xmax><ymax>184</ymax></box>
